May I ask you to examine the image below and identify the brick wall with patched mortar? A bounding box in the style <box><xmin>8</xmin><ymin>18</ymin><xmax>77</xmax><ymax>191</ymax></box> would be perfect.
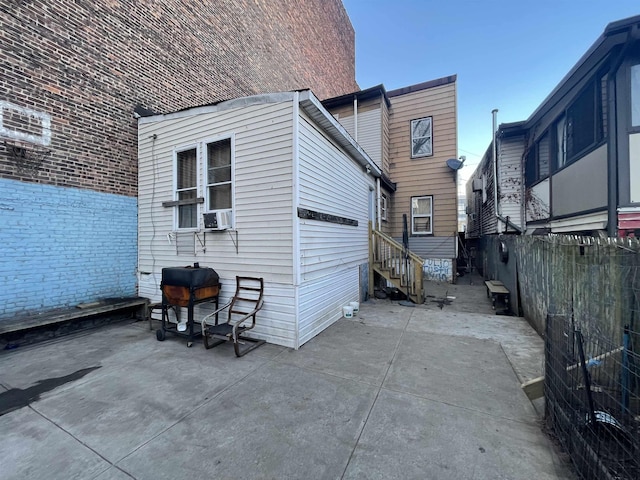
<box><xmin>0</xmin><ymin>0</ymin><xmax>358</xmax><ymax>195</ymax></box>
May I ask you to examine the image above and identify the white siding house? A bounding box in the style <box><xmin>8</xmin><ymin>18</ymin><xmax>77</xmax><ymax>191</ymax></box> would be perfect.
<box><xmin>466</xmin><ymin>122</ymin><xmax>526</xmax><ymax>238</ymax></box>
<box><xmin>137</xmin><ymin>91</ymin><xmax>380</xmax><ymax>349</ymax></box>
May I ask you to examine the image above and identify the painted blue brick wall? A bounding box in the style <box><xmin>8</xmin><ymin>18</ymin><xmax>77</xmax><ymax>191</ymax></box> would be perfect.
<box><xmin>0</xmin><ymin>179</ymin><xmax>138</xmax><ymax>318</ymax></box>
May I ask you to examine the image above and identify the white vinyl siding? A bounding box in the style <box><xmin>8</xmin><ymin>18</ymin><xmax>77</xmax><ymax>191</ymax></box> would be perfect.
<box><xmin>298</xmin><ymin>268</ymin><xmax>359</xmax><ymax>346</ymax></box>
<box><xmin>357</xmin><ymin>107</ymin><xmax>383</xmax><ymax>169</ymax></box>
<box><xmin>297</xmin><ymin>111</ymin><xmax>373</xmax><ymax>340</ymax></box>
<box><xmin>498</xmin><ymin>135</ymin><xmax>525</xmax><ymax>228</ymax></box>
<box><xmin>138</xmin><ymin>101</ymin><xmax>296</xmax><ymax>347</ymax></box>
<box><xmin>338</xmin><ymin>115</ymin><xmax>355</xmax><ymax>138</ymax></box>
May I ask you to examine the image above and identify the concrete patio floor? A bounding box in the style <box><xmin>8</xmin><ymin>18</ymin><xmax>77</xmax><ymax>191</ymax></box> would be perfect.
<box><xmin>0</xmin><ymin>275</ymin><xmax>574</xmax><ymax>479</ymax></box>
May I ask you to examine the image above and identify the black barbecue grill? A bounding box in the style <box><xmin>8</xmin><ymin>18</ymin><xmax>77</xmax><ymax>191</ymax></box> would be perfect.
<box><xmin>156</xmin><ymin>264</ymin><xmax>221</xmax><ymax>347</ymax></box>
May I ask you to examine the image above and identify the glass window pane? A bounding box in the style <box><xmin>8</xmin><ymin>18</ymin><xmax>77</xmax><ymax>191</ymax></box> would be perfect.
<box><xmin>538</xmin><ymin>133</ymin><xmax>550</xmax><ymax>179</ymax></box>
<box><xmin>556</xmin><ymin>116</ymin><xmax>566</xmax><ymax>168</ymax></box>
<box><xmin>412</xmin><ymin>197</ymin><xmax>431</xmax><ymax>215</ymax></box>
<box><xmin>412</xmin><ymin>139</ymin><xmax>432</xmax><ymax>157</ymax></box>
<box><xmin>412</xmin><ymin>217</ymin><xmax>431</xmax><ymax>233</ymax></box>
<box><xmin>412</xmin><ymin>117</ymin><xmax>431</xmax><ymax>138</ymax></box>
<box><xmin>208</xmin><ymin>166</ymin><xmax>231</xmax><ymax>184</ymax></box>
<box><xmin>177</xmin><ymin>149</ymin><xmax>197</xmax><ymax>189</ymax></box>
<box><xmin>207</xmin><ymin>140</ymin><xmax>231</xmax><ymax>168</ymax></box>
<box><xmin>208</xmin><ymin>183</ymin><xmax>232</xmax><ymax>210</ymax></box>
<box><xmin>567</xmin><ymin>83</ymin><xmax>595</xmax><ymax>157</ymax></box>
<box><xmin>178</xmin><ymin>190</ymin><xmax>197</xmax><ymax>228</ymax></box>
<box><xmin>632</xmin><ymin>64</ymin><xmax>640</xmax><ymax>127</ymax></box>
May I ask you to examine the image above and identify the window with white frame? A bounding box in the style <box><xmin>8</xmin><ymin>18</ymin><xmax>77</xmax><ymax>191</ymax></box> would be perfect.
<box><xmin>173</xmin><ymin>136</ymin><xmax>233</xmax><ymax>230</ymax></box>
<box><xmin>411</xmin><ymin>116</ymin><xmax>433</xmax><ymax>158</ymax></box>
<box><xmin>381</xmin><ymin>193</ymin><xmax>388</xmax><ymax>221</ymax></box>
<box><xmin>206</xmin><ymin>139</ymin><xmax>232</xmax><ymax>211</ymax></box>
<box><xmin>411</xmin><ymin>196</ymin><xmax>433</xmax><ymax>235</ymax></box>
<box><xmin>175</xmin><ymin>147</ymin><xmax>198</xmax><ymax>229</ymax></box>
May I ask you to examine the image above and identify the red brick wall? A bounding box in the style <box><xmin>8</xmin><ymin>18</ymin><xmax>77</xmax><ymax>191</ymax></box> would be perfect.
<box><xmin>0</xmin><ymin>0</ymin><xmax>357</xmax><ymax>196</ymax></box>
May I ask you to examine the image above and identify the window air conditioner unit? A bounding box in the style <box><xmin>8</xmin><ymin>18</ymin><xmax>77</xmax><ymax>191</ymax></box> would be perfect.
<box><xmin>203</xmin><ymin>210</ymin><xmax>232</xmax><ymax>230</ymax></box>
<box><xmin>472</xmin><ymin>178</ymin><xmax>483</xmax><ymax>192</ymax></box>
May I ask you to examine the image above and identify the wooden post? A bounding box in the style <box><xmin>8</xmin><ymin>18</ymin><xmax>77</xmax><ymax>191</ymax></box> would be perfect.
<box><xmin>415</xmin><ymin>258</ymin><xmax>424</xmax><ymax>304</ymax></box>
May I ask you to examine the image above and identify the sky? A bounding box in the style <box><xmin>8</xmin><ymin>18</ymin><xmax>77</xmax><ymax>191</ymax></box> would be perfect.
<box><xmin>341</xmin><ymin>0</ymin><xmax>639</xmax><ymax>187</ymax></box>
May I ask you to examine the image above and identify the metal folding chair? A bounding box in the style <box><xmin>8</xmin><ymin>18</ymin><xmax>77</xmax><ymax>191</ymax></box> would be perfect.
<box><xmin>200</xmin><ymin>276</ymin><xmax>265</xmax><ymax>357</ymax></box>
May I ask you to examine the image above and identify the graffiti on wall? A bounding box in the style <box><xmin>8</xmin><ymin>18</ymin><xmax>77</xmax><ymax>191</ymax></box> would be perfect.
<box><xmin>423</xmin><ymin>258</ymin><xmax>453</xmax><ymax>282</ymax></box>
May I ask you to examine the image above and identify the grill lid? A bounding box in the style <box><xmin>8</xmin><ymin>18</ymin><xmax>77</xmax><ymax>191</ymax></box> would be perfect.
<box><xmin>161</xmin><ymin>264</ymin><xmax>219</xmax><ymax>288</ymax></box>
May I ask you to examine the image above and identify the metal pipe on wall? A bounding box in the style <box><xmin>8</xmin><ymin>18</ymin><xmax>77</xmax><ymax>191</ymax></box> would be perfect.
<box><xmin>492</xmin><ymin>109</ymin><xmax>501</xmax><ymax>232</ymax></box>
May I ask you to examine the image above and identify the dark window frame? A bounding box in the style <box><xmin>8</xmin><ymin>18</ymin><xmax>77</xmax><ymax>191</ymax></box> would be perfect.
<box><xmin>552</xmin><ymin>72</ymin><xmax>607</xmax><ymax>173</ymax></box>
<box><xmin>630</xmin><ymin>62</ymin><xmax>640</xmax><ymax>132</ymax></box>
<box><xmin>525</xmin><ymin>131</ymin><xmax>551</xmax><ymax>188</ymax></box>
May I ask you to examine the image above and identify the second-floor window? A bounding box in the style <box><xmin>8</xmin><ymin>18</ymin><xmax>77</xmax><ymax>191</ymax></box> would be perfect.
<box><xmin>555</xmin><ymin>74</ymin><xmax>606</xmax><ymax>170</ymax></box>
<box><xmin>525</xmin><ymin>132</ymin><xmax>551</xmax><ymax>187</ymax></box>
<box><xmin>411</xmin><ymin>116</ymin><xmax>433</xmax><ymax>158</ymax></box>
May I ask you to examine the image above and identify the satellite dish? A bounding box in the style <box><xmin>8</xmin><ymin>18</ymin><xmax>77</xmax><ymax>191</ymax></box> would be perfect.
<box><xmin>446</xmin><ymin>158</ymin><xmax>464</xmax><ymax>171</ymax></box>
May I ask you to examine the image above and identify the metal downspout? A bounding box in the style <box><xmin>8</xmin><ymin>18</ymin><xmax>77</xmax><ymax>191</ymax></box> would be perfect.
<box><xmin>292</xmin><ymin>92</ymin><xmax>301</xmax><ymax>349</ymax></box>
<box><xmin>353</xmin><ymin>97</ymin><xmax>358</xmax><ymax>142</ymax></box>
<box><xmin>607</xmin><ymin>29</ymin><xmax>636</xmax><ymax>236</ymax></box>
<box><xmin>492</xmin><ymin>109</ymin><xmax>501</xmax><ymax>232</ymax></box>
<box><xmin>376</xmin><ymin>177</ymin><xmax>382</xmax><ymax>230</ymax></box>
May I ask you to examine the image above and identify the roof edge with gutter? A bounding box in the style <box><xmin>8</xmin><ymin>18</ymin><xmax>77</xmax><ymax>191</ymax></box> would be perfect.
<box><xmin>138</xmin><ymin>90</ymin><xmax>381</xmax><ymax>178</ymax></box>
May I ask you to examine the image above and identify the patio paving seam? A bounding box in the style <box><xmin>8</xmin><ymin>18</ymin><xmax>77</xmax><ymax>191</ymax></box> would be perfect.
<box><xmin>375</xmin><ymin>384</ymin><xmax>541</xmax><ymax>427</ymax></box>
<box><xmin>111</xmin><ymin>354</ymin><xmax>279</xmax><ymax>468</ymax></box>
<box><xmin>339</xmin><ymin>306</ymin><xmax>413</xmax><ymax>479</ymax></box>
<box><xmin>27</xmin><ymin>404</ymin><xmax>133</xmax><ymax>479</ymax></box>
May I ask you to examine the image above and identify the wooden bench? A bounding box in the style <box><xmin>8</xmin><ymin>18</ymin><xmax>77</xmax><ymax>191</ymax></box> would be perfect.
<box><xmin>0</xmin><ymin>297</ymin><xmax>149</xmax><ymax>336</ymax></box>
<box><xmin>485</xmin><ymin>280</ymin><xmax>510</xmax><ymax>311</ymax></box>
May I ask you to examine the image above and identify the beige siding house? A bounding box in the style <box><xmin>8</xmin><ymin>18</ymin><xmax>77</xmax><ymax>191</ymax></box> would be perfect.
<box><xmin>137</xmin><ymin>91</ymin><xmax>380</xmax><ymax>349</ymax></box>
<box><xmin>323</xmin><ymin>76</ymin><xmax>459</xmax><ymax>282</ymax></box>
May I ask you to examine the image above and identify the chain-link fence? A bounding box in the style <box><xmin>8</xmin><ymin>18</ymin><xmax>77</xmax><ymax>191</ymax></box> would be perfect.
<box><xmin>546</xmin><ymin>314</ymin><xmax>639</xmax><ymax>480</ymax></box>
<box><xmin>476</xmin><ymin>235</ymin><xmax>640</xmax><ymax>479</ymax></box>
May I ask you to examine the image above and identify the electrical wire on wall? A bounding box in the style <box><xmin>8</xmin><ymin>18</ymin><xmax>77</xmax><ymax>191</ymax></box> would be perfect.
<box><xmin>149</xmin><ymin>133</ymin><xmax>159</xmax><ymax>287</ymax></box>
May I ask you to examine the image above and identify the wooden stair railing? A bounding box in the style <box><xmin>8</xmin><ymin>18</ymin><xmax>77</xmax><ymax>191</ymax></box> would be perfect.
<box><xmin>369</xmin><ymin>222</ymin><xmax>424</xmax><ymax>304</ymax></box>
